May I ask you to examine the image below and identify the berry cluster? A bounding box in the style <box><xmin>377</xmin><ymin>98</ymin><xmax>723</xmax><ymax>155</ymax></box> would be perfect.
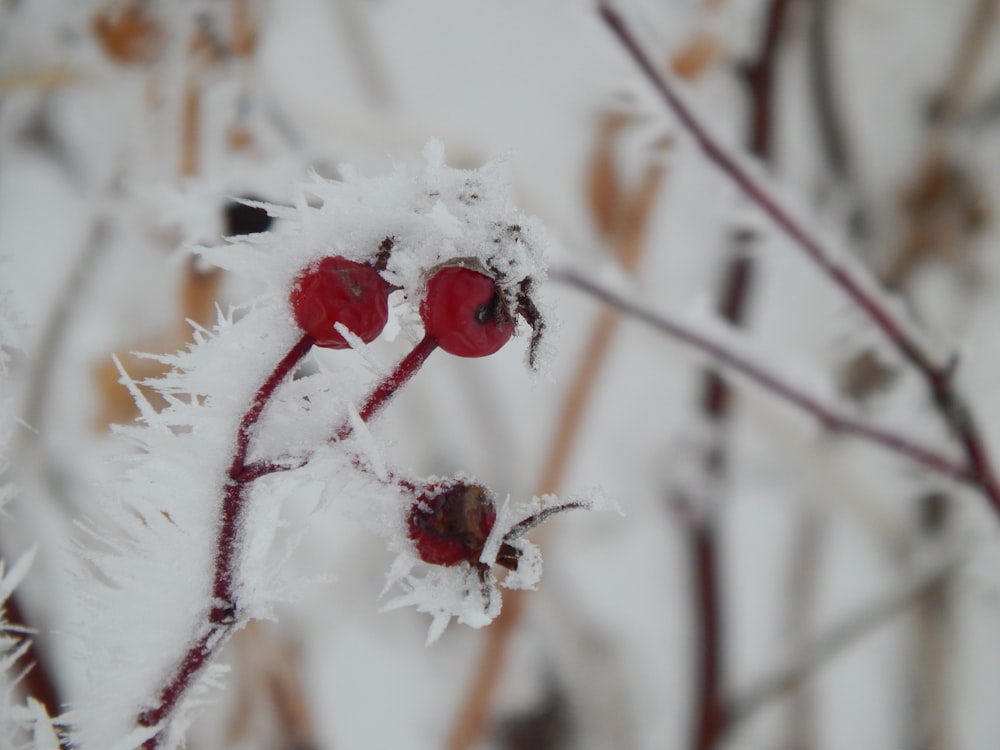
<box><xmin>288</xmin><ymin>250</ymin><xmax>542</xmax><ymax>568</ymax></box>
<box><xmin>290</xmin><ymin>257</ymin><xmax>515</xmax><ymax>357</ymax></box>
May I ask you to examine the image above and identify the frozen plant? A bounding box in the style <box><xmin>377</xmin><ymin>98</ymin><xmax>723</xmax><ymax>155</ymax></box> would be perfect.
<box><xmin>68</xmin><ymin>142</ymin><xmax>598</xmax><ymax>750</ymax></box>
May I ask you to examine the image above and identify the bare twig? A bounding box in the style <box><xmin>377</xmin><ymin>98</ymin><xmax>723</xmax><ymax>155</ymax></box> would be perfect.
<box><xmin>599</xmin><ymin>5</ymin><xmax>936</xmax><ymax>374</ymax></box>
<box><xmin>599</xmin><ymin>5</ymin><xmax>1000</xmax><ymax>516</ymax></box>
<box><xmin>552</xmin><ymin>267</ymin><xmax>970</xmax><ymax>486</ymax></box>
<box><xmin>742</xmin><ymin>0</ymin><xmax>795</xmax><ymax>161</ymax></box>
<box><xmin>682</xmin><ymin>509</ymin><xmax>725</xmax><ymax>750</ymax></box>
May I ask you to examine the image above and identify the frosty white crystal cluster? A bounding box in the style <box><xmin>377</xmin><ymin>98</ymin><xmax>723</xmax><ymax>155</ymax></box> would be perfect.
<box><xmin>70</xmin><ymin>144</ymin><xmax>561</xmax><ymax>747</ymax></box>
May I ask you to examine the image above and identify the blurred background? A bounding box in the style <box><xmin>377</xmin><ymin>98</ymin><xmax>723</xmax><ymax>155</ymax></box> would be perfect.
<box><xmin>2</xmin><ymin>0</ymin><xmax>1000</xmax><ymax>748</ymax></box>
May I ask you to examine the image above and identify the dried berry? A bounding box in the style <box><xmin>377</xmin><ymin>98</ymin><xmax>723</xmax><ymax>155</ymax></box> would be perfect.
<box><xmin>407</xmin><ymin>481</ymin><xmax>497</xmax><ymax>566</ymax></box>
<box><xmin>290</xmin><ymin>257</ymin><xmax>393</xmax><ymax>349</ymax></box>
<box><xmin>420</xmin><ymin>266</ymin><xmax>514</xmax><ymax>357</ymax></box>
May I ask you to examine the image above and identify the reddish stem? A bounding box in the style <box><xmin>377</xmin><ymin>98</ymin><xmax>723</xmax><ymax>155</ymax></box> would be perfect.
<box><xmin>138</xmin><ymin>334</ymin><xmax>314</xmax><ymax>747</ymax></box>
<box><xmin>337</xmin><ymin>334</ymin><xmax>440</xmax><ymax>440</ymax></box>
<box><xmin>743</xmin><ymin>0</ymin><xmax>794</xmax><ymax>161</ymax></box>
<box><xmin>214</xmin><ymin>334</ymin><xmax>317</xmax><ymax>609</ymax></box>
<box><xmin>137</xmin><ymin>333</ymin><xmax>439</xmax><ymax>747</ymax></box>
<box><xmin>689</xmin><ymin>517</ymin><xmax>725</xmax><ymax>750</ymax></box>
<box><xmin>599</xmin><ymin>6</ymin><xmax>1000</xmax><ymax>516</ymax></box>
<box><xmin>600</xmin><ymin>6</ymin><xmax>935</xmax><ymax>374</ymax></box>
<box><xmin>360</xmin><ymin>335</ymin><xmax>439</xmax><ymax>422</ymax></box>
<box><xmin>554</xmin><ymin>268</ymin><xmax>972</xmax><ymax>485</ymax></box>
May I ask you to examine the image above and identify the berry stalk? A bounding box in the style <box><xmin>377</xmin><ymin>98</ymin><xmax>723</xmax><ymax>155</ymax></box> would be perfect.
<box><xmin>359</xmin><ymin>334</ymin><xmax>439</xmax><ymax>423</ymax></box>
<box><xmin>138</xmin><ymin>333</ymin><xmax>314</xmax><ymax>748</ymax></box>
<box><xmin>333</xmin><ymin>334</ymin><xmax>440</xmax><ymax>442</ymax></box>
<box><xmin>138</xmin><ymin>332</ymin><xmax>441</xmax><ymax>746</ymax></box>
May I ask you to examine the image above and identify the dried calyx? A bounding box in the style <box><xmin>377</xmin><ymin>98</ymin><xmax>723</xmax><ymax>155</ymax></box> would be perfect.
<box><xmin>406</xmin><ymin>479</ymin><xmax>585</xmax><ymax>572</ymax></box>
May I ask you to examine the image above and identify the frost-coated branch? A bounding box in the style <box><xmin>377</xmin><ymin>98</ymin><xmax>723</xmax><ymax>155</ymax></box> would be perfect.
<box><xmin>214</xmin><ymin>334</ymin><xmax>315</xmax><ymax>611</ymax></box>
<box><xmin>599</xmin><ymin>5</ymin><xmax>935</xmax><ymax>373</ymax></box>
<box><xmin>138</xmin><ymin>334</ymin><xmax>314</xmax><ymax>748</ymax></box>
<box><xmin>553</xmin><ymin>268</ymin><xmax>971</xmax><ymax>485</ymax></box>
<box><xmin>139</xmin><ymin>331</ymin><xmax>445</xmax><ymax>746</ymax></box>
<box><xmin>128</xmin><ymin>147</ymin><xmax>563</xmax><ymax>747</ymax></box>
<box><xmin>599</xmin><ymin>5</ymin><xmax>1000</xmax><ymax>516</ymax></box>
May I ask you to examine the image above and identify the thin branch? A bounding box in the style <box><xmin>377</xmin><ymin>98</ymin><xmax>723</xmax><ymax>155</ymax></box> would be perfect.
<box><xmin>137</xmin><ymin>331</ymin><xmax>442</xmax><ymax>746</ymax></box>
<box><xmin>599</xmin><ymin>5</ymin><xmax>938</xmax><ymax>376</ymax></box>
<box><xmin>725</xmin><ymin>552</ymin><xmax>960</xmax><ymax>728</ymax></box>
<box><xmin>552</xmin><ymin>267</ymin><xmax>971</xmax><ymax>486</ymax></box>
<box><xmin>599</xmin><ymin>6</ymin><xmax>1000</xmax><ymax>516</ymax></box>
<box><xmin>685</xmin><ymin>509</ymin><xmax>725</xmax><ymax>750</ymax></box>
<box><xmin>138</xmin><ymin>334</ymin><xmax>315</xmax><ymax>748</ymax></box>
<box><xmin>742</xmin><ymin>0</ymin><xmax>795</xmax><ymax>160</ymax></box>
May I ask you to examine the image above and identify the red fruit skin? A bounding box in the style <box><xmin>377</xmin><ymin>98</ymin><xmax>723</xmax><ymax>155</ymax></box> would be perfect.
<box><xmin>290</xmin><ymin>257</ymin><xmax>392</xmax><ymax>349</ymax></box>
<box><xmin>407</xmin><ymin>482</ymin><xmax>497</xmax><ymax>566</ymax></box>
<box><xmin>420</xmin><ymin>267</ymin><xmax>514</xmax><ymax>357</ymax></box>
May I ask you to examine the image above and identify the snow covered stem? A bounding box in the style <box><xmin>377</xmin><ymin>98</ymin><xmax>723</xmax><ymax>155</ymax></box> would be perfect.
<box><xmin>344</xmin><ymin>333</ymin><xmax>439</xmax><ymax>438</ymax></box>
<box><xmin>137</xmin><ymin>334</ymin><xmax>437</xmax><ymax>747</ymax></box>
<box><xmin>552</xmin><ymin>268</ymin><xmax>973</xmax><ymax>486</ymax></box>
<box><xmin>599</xmin><ymin>5</ymin><xmax>1000</xmax><ymax>515</ymax></box>
<box><xmin>135</xmin><ymin>334</ymin><xmax>312</xmax><ymax>746</ymax></box>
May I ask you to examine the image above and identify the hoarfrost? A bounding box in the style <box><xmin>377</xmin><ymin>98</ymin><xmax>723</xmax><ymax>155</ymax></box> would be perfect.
<box><xmin>69</xmin><ymin>144</ymin><xmax>557</xmax><ymax>745</ymax></box>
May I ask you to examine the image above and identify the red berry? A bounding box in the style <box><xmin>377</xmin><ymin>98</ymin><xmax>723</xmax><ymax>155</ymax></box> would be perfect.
<box><xmin>420</xmin><ymin>267</ymin><xmax>514</xmax><ymax>357</ymax></box>
<box><xmin>290</xmin><ymin>257</ymin><xmax>393</xmax><ymax>349</ymax></box>
<box><xmin>407</xmin><ymin>482</ymin><xmax>497</xmax><ymax>566</ymax></box>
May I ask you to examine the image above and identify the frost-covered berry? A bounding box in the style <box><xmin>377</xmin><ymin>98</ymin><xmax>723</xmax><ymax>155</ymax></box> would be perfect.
<box><xmin>420</xmin><ymin>266</ymin><xmax>514</xmax><ymax>357</ymax></box>
<box><xmin>290</xmin><ymin>257</ymin><xmax>393</xmax><ymax>349</ymax></box>
<box><xmin>407</xmin><ymin>481</ymin><xmax>497</xmax><ymax>566</ymax></box>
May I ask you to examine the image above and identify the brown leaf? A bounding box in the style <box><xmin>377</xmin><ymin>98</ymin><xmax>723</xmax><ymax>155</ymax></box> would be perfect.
<box><xmin>670</xmin><ymin>32</ymin><xmax>722</xmax><ymax>81</ymax></box>
<box><xmin>92</xmin><ymin>2</ymin><xmax>164</xmax><ymax>66</ymax></box>
<box><xmin>586</xmin><ymin>111</ymin><xmax>631</xmax><ymax>238</ymax></box>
